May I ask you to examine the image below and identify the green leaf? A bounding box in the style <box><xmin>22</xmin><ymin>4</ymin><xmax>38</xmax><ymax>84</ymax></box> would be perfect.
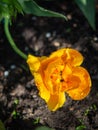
<box><xmin>17</xmin><ymin>0</ymin><xmax>67</xmax><ymax>20</ymax></box>
<box><xmin>75</xmin><ymin>0</ymin><xmax>96</xmax><ymax>30</ymax></box>
<box><xmin>0</xmin><ymin>1</ymin><xmax>9</xmax><ymax>20</ymax></box>
<box><xmin>75</xmin><ymin>125</ymin><xmax>86</xmax><ymax>130</ymax></box>
<box><xmin>0</xmin><ymin>0</ymin><xmax>23</xmax><ymax>21</ymax></box>
<box><xmin>0</xmin><ymin>120</ymin><xmax>6</xmax><ymax>130</ymax></box>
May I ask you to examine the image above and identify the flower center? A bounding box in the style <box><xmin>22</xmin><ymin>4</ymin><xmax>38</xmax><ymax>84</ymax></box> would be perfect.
<box><xmin>50</xmin><ymin>68</ymin><xmax>64</xmax><ymax>84</ymax></box>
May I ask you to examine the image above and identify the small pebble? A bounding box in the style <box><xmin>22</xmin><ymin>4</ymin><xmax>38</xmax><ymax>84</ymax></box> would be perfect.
<box><xmin>0</xmin><ymin>70</ymin><xmax>4</xmax><ymax>77</ymax></box>
<box><xmin>32</xmin><ymin>16</ymin><xmax>37</xmax><ymax>20</ymax></box>
<box><xmin>33</xmin><ymin>95</ymin><xmax>37</xmax><ymax>98</ymax></box>
<box><xmin>4</xmin><ymin>71</ymin><xmax>9</xmax><ymax>77</ymax></box>
<box><xmin>10</xmin><ymin>65</ymin><xmax>16</xmax><ymax>69</ymax></box>
<box><xmin>73</xmin><ymin>23</ymin><xmax>77</xmax><ymax>28</ymax></box>
<box><xmin>53</xmin><ymin>41</ymin><xmax>60</xmax><ymax>47</ymax></box>
<box><xmin>93</xmin><ymin>37</ymin><xmax>98</xmax><ymax>42</ymax></box>
<box><xmin>67</xmin><ymin>14</ymin><xmax>72</xmax><ymax>20</ymax></box>
<box><xmin>45</xmin><ymin>32</ymin><xmax>51</xmax><ymax>38</ymax></box>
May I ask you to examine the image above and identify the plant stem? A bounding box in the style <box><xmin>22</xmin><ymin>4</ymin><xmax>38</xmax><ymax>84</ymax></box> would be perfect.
<box><xmin>4</xmin><ymin>17</ymin><xmax>27</xmax><ymax>60</ymax></box>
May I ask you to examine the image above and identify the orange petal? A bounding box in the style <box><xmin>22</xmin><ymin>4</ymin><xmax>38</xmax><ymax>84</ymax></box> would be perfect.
<box><xmin>27</xmin><ymin>55</ymin><xmax>41</xmax><ymax>73</ymax></box>
<box><xmin>50</xmin><ymin>48</ymin><xmax>83</xmax><ymax>66</ymax></box>
<box><xmin>27</xmin><ymin>55</ymin><xmax>47</xmax><ymax>73</ymax></box>
<box><xmin>50</xmin><ymin>48</ymin><xmax>67</xmax><ymax>58</ymax></box>
<box><xmin>47</xmin><ymin>92</ymin><xmax>66</xmax><ymax>111</ymax></box>
<box><xmin>66</xmin><ymin>48</ymin><xmax>84</xmax><ymax>66</ymax></box>
<box><xmin>61</xmin><ymin>75</ymin><xmax>80</xmax><ymax>92</ymax></box>
<box><xmin>27</xmin><ymin>55</ymin><xmax>50</xmax><ymax>102</ymax></box>
<box><xmin>44</xmin><ymin>58</ymin><xmax>64</xmax><ymax>94</ymax></box>
<box><xmin>66</xmin><ymin>67</ymin><xmax>91</xmax><ymax>100</ymax></box>
<box><xmin>34</xmin><ymin>73</ymin><xmax>50</xmax><ymax>102</ymax></box>
<box><xmin>61</xmin><ymin>64</ymin><xmax>80</xmax><ymax>91</ymax></box>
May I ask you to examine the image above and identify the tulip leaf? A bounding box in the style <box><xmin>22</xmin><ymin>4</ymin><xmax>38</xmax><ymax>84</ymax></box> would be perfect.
<box><xmin>17</xmin><ymin>0</ymin><xmax>67</xmax><ymax>20</ymax></box>
<box><xmin>75</xmin><ymin>0</ymin><xmax>95</xmax><ymax>30</ymax></box>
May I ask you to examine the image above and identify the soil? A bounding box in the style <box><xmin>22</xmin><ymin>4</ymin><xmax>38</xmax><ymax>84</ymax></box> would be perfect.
<box><xmin>0</xmin><ymin>0</ymin><xmax>98</xmax><ymax>130</ymax></box>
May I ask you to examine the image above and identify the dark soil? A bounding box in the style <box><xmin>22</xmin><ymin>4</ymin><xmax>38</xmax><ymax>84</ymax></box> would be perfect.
<box><xmin>0</xmin><ymin>1</ymin><xmax>98</xmax><ymax>130</ymax></box>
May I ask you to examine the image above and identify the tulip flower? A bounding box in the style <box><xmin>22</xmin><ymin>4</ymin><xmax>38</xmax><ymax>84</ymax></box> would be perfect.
<box><xmin>27</xmin><ymin>48</ymin><xmax>91</xmax><ymax>111</ymax></box>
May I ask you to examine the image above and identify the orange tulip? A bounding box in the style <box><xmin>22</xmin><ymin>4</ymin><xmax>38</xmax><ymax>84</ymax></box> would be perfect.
<box><xmin>27</xmin><ymin>48</ymin><xmax>91</xmax><ymax>111</ymax></box>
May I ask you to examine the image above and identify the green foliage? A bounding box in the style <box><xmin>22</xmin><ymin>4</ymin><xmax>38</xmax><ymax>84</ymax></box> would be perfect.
<box><xmin>0</xmin><ymin>0</ymin><xmax>67</xmax><ymax>22</ymax></box>
<box><xmin>75</xmin><ymin>0</ymin><xmax>95</xmax><ymax>30</ymax></box>
<box><xmin>0</xmin><ymin>0</ymin><xmax>23</xmax><ymax>21</ymax></box>
<box><xmin>0</xmin><ymin>120</ymin><xmax>6</xmax><ymax>130</ymax></box>
<box><xmin>17</xmin><ymin>0</ymin><xmax>67</xmax><ymax>20</ymax></box>
<box><xmin>12</xmin><ymin>110</ymin><xmax>20</xmax><ymax>119</ymax></box>
<box><xmin>0</xmin><ymin>0</ymin><xmax>96</xmax><ymax>29</ymax></box>
<box><xmin>84</xmin><ymin>104</ymin><xmax>97</xmax><ymax>116</ymax></box>
<box><xmin>1</xmin><ymin>0</ymin><xmax>67</xmax><ymax>60</ymax></box>
<box><xmin>75</xmin><ymin>125</ymin><xmax>86</xmax><ymax>130</ymax></box>
<box><xmin>14</xmin><ymin>99</ymin><xmax>19</xmax><ymax>105</ymax></box>
<box><xmin>33</xmin><ymin>118</ymin><xmax>40</xmax><ymax>125</ymax></box>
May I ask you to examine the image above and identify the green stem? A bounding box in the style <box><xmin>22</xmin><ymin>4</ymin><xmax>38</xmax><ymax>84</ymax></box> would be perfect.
<box><xmin>4</xmin><ymin>17</ymin><xmax>27</xmax><ymax>60</ymax></box>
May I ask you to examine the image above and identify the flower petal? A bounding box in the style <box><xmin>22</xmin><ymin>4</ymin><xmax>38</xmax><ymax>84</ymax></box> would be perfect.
<box><xmin>34</xmin><ymin>72</ymin><xmax>50</xmax><ymax>102</ymax></box>
<box><xmin>47</xmin><ymin>92</ymin><xmax>66</xmax><ymax>111</ymax></box>
<box><xmin>50</xmin><ymin>48</ymin><xmax>67</xmax><ymax>58</ymax></box>
<box><xmin>27</xmin><ymin>55</ymin><xmax>50</xmax><ymax>102</ymax></box>
<box><xmin>61</xmin><ymin>64</ymin><xmax>80</xmax><ymax>91</ymax></box>
<box><xmin>50</xmin><ymin>48</ymin><xmax>83</xmax><ymax>66</ymax></box>
<box><xmin>66</xmin><ymin>48</ymin><xmax>84</xmax><ymax>66</ymax></box>
<box><xmin>44</xmin><ymin>58</ymin><xmax>64</xmax><ymax>94</ymax></box>
<box><xmin>66</xmin><ymin>67</ymin><xmax>91</xmax><ymax>100</ymax></box>
<box><xmin>27</xmin><ymin>55</ymin><xmax>41</xmax><ymax>73</ymax></box>
<box><xmin>27</xmin><ymin>55</ymin><xmax>47</xmax><ymax>73</ymax></box>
